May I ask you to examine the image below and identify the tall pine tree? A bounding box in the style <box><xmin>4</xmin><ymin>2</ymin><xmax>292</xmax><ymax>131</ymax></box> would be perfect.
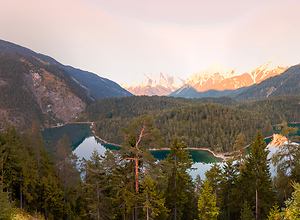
<box><xmin>164</xmin><ymin>137</ymin><xmax>196</xmax><ymax>220</ymax></box>
<box><xmin>239</xmin><ymin>131</ymin><xmax>274</xmax><ymax>220</ymax></box>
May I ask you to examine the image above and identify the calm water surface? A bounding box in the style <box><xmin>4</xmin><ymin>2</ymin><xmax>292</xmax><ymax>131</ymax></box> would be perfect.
<box><xmin>43</xmin><ymin>122</ymin><xmax>300</xmax><ymax>179</ymax></box>
<box><xmin>73</xmin><ymin>136</ymin><xmax>221</xmax><ymax>179</ymax></box>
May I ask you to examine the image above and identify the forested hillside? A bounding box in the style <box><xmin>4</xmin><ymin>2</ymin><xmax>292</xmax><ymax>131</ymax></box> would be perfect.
<box><xmin>236</xmin><ymin>95</ymin><xmax>300</xmax><ymax>124</ymax></box>
<box><xmin>93</xmin><ymin>103</ymin><xmax>272</xmax><ymax>153</ymax></box>
<box><xmin>77</xmin><ymin>95</ymin><xmax>238</xmax><ymax>122</ymax></box>
<box><xmin>79</xmin><ymin>95</ymin><xmax>300</xmax><ymax>153</ymax></box>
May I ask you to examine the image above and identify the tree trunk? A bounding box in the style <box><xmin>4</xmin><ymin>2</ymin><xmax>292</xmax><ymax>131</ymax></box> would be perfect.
<box><xmin>146</xmin><ymin>189</ymin><xmax>149</xmax><ymax>220</ymax></box>
<box><xmin>228</xmin><ymin>193</ymin><xmax>230</xmax><ymax>220</ymax></box>
<box><xmin>1</xmin><ymin>158</ymin><xmax>3</xmax><ymax>193</ymax></box>
<box><xmin>20</xmin><ymin>183</ymin><xmax>22</xmax><ymax>209</ymax></box>
<box><xmin>135</xmin><ymin>155</ymin><xmax>139</xmax><ymax>220</ymax></box>
<box><xmin>239</xmin><ymin>148</ymin><xmax>242</xmax><ymax>173</ymax></box>
<box><xmin>256</xmin><ymin>180</ymin><xmax>258</xmax><ymax>220</ymax></box>
<box><xmin>97</xmin><ymin>182</ymin><xmax>100</xmax><ymax>220</ymax></box>
<box><xmin>64</xmin><ymin>163</ymin><xmax>66</xmax><ymax>220</ymax></box>
<box><xmin>174</xmin><ymin>154</ymin><xmax>177</xmax><ymax>220</ymax></box>
<box><xmin>288</xmin><ymin>141</ymin><xmax>293</xmax><ymax>174</ymax></box>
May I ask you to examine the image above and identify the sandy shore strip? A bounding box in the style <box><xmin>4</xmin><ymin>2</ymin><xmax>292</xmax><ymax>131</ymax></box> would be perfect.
<box><xmin>92</xmin><ymin>130</ymin><xmax>121</xmax><ymax>147</ymax></box>
<box><xmin>151</xmin><ymin>147</ymin><xmax>227</xmax><ymax>161</ymax></box>
<box><xmin>92</xmin><ymin>133</ymin><xmax>227</xmax><ymax>161</ymax></box>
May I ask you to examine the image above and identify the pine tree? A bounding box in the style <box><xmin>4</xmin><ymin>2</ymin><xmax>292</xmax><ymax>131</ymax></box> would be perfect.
<box><xmin>233</xmin><ymin>134</ymin><xmax>247</xmax><ymax>173</ymax></box>
<box><xmin>84</xmin><ymin>150</ymin><xmax>114</xmax><ymax>220</ymax></box>
<box><xmin>239</xmin><ymin>131</ymin><xmax>274</xmax><ymax>220</ymax></box>
<box><xmin>140</xmin><ymin>175</ymin><xmax>169</xmax><ymax>220</ymax></box>
<box><xmin>205</xmin><ymin>162</ymin><xmax>223</xmax><ymax>207</ymax></box>
<box><xmin>164</xmin><ymin>137</ymin><xmax>195</xmax><ymax>220</ymax></box>
<box><xmin>54</xmin><ymin>134</ymin><xmax>81</xmax><ymax>219</ymax></box>
<box><xmin>198</xmin><ymin>179</ymin><xmax>219</xmax><ymax>220</ymax></box>
<box><xmin>267</xmin><ymin>204</ymin><xmax>283</xmax><ymax>220</ymax></box>
<box><xmin>0</xmin><ymin>126</ymin><xmax>24</xmax><ymax>202</ymax></box>
<box><xmin>219</xmin><ymin>159</ymin><xmax>239</xmax><ymax>220</ymax></box>
<box><xmin>240</xmin><ymin>201</ymin><xmax>255</xmax><ymax>220</ymax></box>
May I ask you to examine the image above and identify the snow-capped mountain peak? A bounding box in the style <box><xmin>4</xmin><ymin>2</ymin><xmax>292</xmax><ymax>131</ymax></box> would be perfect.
<box><xmin>250</xmin><ymin>57</ymin><xmax>290</xmax><ymax>83</ymax></box>
<box><xmin>121</xmin><ymin>72</ymin><xmax>186</xmax><ymax>96</ymax></box>
<box><xmin>186</xmin><ymin>62</ymin><xmax>236</xmax><ymax>92</ymax></box>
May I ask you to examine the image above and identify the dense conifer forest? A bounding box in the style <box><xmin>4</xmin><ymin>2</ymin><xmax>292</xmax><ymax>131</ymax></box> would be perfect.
<box><xmin>78</xmin><ymin>95</ymin><xmax>300</xmax><ymax>153</ymax></box>
<box><xmin>1</xmin><ymin>116</ymin><xmax>300</xmax><ymax>219</ymax></box>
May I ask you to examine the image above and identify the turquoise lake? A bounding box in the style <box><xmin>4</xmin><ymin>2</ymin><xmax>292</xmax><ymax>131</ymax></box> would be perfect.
<box><xmin>42</xmin><ymin>122</ymin><xmax>300</xmax><ymax>179</ymax></box>
<box><xmin>42</xmin><ymin>123</ymin><xmax>222</xmax><ymax>179</ymax></box>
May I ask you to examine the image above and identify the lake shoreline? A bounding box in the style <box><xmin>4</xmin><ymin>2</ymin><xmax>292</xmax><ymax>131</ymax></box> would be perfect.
<box><xmin>92</xmin><ymin>130</ymin><xmax>122</xmax><ymax>147</ymax></box>
<box><xmin>92</xmin><ymin>130</ymin><xmax>227</xmax><ymax>161</ymax></box>
<box><xmin>150</xmin><ymin>147</ymin><xmax>228</xmax><ymax>161</ymax></box>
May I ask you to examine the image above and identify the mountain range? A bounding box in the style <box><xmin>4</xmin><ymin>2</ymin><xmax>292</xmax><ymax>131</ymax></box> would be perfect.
<box><xmin>122</xmin><ymin>59</ymin><xmax>292</xmax><ymax>99</ymax></box>
<box><xmin>121</xmin><ymin>72</ymin><xmax>185</xmax><ymax>96</ymax></box>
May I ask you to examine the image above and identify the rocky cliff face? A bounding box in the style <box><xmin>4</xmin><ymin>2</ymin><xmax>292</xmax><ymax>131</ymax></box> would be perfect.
<box><xmin>0</xmin><ymin>51</ymin><xmax>90</xmax><ymax>130</ymax></box>
<box><xmin>269</xmin><ymin>134</ymin><xmax>288</xmax><ymax>147</ymax></box>
<box><xmin>24</xmin><ymin>69</ymin><xmax>86</xmax><ymax>123</ymax></box>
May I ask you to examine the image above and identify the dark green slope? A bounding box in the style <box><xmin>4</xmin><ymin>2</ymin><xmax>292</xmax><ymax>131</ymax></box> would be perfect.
<box><xmin>236</xmin><ymin>95</ymin><xmax>300</xmax><ymax>124</ymax></box>
<box><xmin>79</xmin><ymin>96</ymin><xmax>274</xmax><ymax>152</ymax></box>
<box><xmin>79</xmin><ymin>94</ymin><xmax>300</xmax><ymax>152</ymax></box>
<box><xmin>234</xmin><ymin>64</ymin><xmax>300</xmax><ymax>101</ymax></box>
<box><xmin>77</xmin><ymin>96</ymin><xmax>239</xmax><ymax>122</ymax></box>
<box><xmin>64</xmin><ymin>66</ymin><xmax>132</xmax><ymax>100</ymax></box>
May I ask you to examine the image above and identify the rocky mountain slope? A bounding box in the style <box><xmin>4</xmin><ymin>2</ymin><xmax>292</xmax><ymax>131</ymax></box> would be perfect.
<box><xmin>0</xmin><ymin>39</ymin><xmax>132</xmax><ymax>130</ymax></box>
<box><xmin>0</xmin><ymin>51</ymin><xmax>89</xmax><ymax>129</ymax></box>
<box><xmin>0</xmin><ymin>39</ymin><xmax>132</xmax><ymax>101</ymax></box>
<box><xmin>121</xmin><ymin>72</ymin><xmax>185</xmax><ymax>96</ymax></box>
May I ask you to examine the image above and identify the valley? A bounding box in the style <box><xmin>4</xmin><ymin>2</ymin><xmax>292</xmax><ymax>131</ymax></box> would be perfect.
<box><xmin>1</xmin><ymin>39</ymin><xmax>300</xmax><ymax>219</ymax></box>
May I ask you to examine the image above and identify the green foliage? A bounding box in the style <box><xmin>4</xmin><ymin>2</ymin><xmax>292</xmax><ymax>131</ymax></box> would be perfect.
<box><xmin>140</xmin><ymin>175</ymin><xmax>169</xmax><ymax>219</ymax></box>
<box><xmin>164</xmin><ymin>137</ymin><xmax>197</xmax><ymax>219</ymax></box>
<box><xmin>198</xmin><ymin>179</ymin><xmax>219</xmax><ymax>220</ymax></box>
<box><xmin>236</xmin><ymin>95</ymin><xmax>300</xmax><ymax>125</ymax></box>
<box><xmin>239</xmin><ymin>131</ymin><xmax>275</xmax><ymax>219</ymax></box>
<box><xmin>219</xmin><ymin>159</ymin><xmax>239</xmax><ymax>220</ymax></box>
<box><xmin>86</xmin><ymin>96</ymin><xmax>274</xmax><ymax>153</ymax></box>
<box><xmin>283</xmin><ymin>182</ymin><xmax>300</xmax><ymax>219</ymax></box>
<box><xmin>240</xmin><ymin>201</ymin><xmax>255</xmax><ymax>220</ymax></box>
<box><xmin>0</xmin><ymin>192</ymin><xmax>16</xmax><ymax>220</ymax></box>
<box><xmin>267</xmin><ymin>204</ymin><xmax>283</xmax><ymax>220</ymax></box>
<box><xmin>233</xmin><ymin>134</ymin><xmax>247</xmax><ymax>172</ymax></box>
<box><xmin>0</xmin><ymin>126</ymin><xmax>67</xmax><ymax>219</ymax></box>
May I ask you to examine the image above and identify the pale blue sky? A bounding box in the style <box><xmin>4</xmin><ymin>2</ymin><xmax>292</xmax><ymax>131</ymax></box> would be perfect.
<box><xmin>1</xmin><ymin>0</ymin><xmax>299</xmax><ymax>84</ymax></box>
